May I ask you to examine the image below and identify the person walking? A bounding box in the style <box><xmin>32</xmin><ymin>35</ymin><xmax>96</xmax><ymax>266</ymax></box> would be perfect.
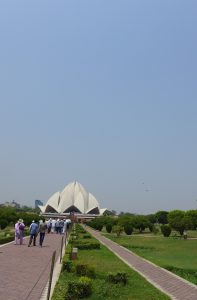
<box><xmin>51</xmin><ymin>219</ymin><xmax>56</xmax><ymax>233</ymax></box>
<box><xmin>62</xmin><ymin>219</ymin><xmax>67</xmax><ymax>235</ymax></box>
<box><xmin>28</xmin><ymin>220</ymin><xmax>38</xmax><ymax>247</ymax></box>
<box><xmin>38</xmin><ymin>220</ymin><xmax>47</xmax><ymax>247</ymax></box>
<box><xmin>15</xmin><ymin>219</ymin><xmax>25</xmax><ymax>245</ymax></box>
<box><xmin>47</xmin><ymin>219</ymin><xmax>52</xmax><ymax>233</ymax></box>
<box><xmin>18</xmin><ymin>219</ymin><xmax>25</xmax><ymax>245</ymax></box>
<box><xmin>14</xmin><ymin>220</ymin><xmax>20</xmax><ymax>245</ymax></box>
<box><xmin>55</xmin><ymin>219</ymin><xmax>60</xmax><ymax>234</ymax></box>
<box><xmin>59</xmin><ymin>219</ymin><xmax>64</xmax><ymax>234</ymax></box>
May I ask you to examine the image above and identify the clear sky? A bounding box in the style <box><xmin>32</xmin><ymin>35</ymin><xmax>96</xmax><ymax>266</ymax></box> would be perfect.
<box><xmin>0</xmin><ymin>1</ymin><xmax>197</xmax><ymax>214</ymax></box>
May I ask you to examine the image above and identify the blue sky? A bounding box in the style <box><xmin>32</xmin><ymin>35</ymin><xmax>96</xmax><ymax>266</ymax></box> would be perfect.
<box><xmin>0</xmin><ymin>1</ymin><xmax>197</xmax><ymax>213</ymax></box>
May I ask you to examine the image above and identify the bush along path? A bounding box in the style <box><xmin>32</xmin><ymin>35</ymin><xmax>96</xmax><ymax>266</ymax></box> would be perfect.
<box><xmin>85</xmin><ymin>226</ymin><xmax>197</xmax><ymax>300</ymax></box>
<box><xmin>52</xmin><ymin>224</ymin><xmax>170</xmax><ymax>300</ymax></box>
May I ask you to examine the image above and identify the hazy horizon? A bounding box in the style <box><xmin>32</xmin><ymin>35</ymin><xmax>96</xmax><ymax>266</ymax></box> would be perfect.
<box><xmin>1</xmin><ymin>1</ymin><xmax>197</xmax><ymax>214</ymax></box>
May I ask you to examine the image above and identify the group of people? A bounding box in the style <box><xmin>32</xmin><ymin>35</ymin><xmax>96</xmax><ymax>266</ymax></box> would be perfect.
<box><xmin>15</xmin><ymin>218</ymin><xmax>69</xmax><ymax>248</ymax></box>
<box><xmin>46</xmin><ymin>218</ymin><xmax>68</xmax><ymax>234</ymax></box>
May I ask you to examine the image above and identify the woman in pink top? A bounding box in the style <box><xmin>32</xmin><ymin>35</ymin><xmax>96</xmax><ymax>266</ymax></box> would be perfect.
<box><xmin>15</xmin><ymin>219</ymin><xmax>25</xmax><ymax>245</ymax></box>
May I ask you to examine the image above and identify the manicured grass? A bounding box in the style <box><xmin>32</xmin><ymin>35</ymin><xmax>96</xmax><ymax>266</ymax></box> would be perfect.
<box><xmin>52</xmin><ymin>230</ymin><xmax>170</xmax><ymax>299</ymax></box>
<box><xmin>104</xmin><ymin>233</ymin><xmax>197</xmax><ymax>284</ymax></box>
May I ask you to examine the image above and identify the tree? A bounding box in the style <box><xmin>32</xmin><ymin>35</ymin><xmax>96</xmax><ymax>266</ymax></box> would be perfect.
<box><xmin>0</xmin><ymin>219</ymin><xmax>8</xmax><ymax>229</ymax></box>
<box><xmin>160</xmin><ymin>225</ymin><xmax>171</xmax><ymax>237</ymax></box>
<box><xmin>147</xmin><ymin>214</ymin><xmax>157</xmax><ymax>224</ymax></box>
<box><xmin>168</xmin><ymin>210</ymin><xmax>185</xmax><ymax>235</ymax></box>
<box><xmin>185</xmin><ymin>210</ymin><xmax>197</xmax><ymax>229</ymax></box>
<box><xmin>112</xmin><ymin>225</ymin><xmax>123</xmax><ymax>237</ymax></box>
<box><xmin>155</xmin><ymin>211</ymin><xmax>169</xmax><ymax>224</ymax></box>
<box><xmin>118</xmin><ymin>215</ymin><xmax>134</xmax><ymax>228</ymax></box>
<box><xmin>0</xmin><ymin>207</ymin><xmax>18</xmax><ymax>224</ymax></box>
<box><xmin>103</xmin><ymin>210</ymin><xmax>114</xmax><ymax>216</ymax></box>
<box><xmin>124</xmin><ymin>224</ymin><xmax>133</xmax><ymax>235</ymax></box>
<box><xmin>106</xmin><ymin>223</ymin><xmax>112</xmax><ymax>233</ymax></box>
<box><xmin>132</xmin><ymin>216</ymin><xmax>150</xmax><ymax>233</ymax></box>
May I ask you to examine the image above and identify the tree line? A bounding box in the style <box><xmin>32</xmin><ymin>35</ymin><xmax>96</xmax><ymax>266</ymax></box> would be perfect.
<box><xmin>88</xmin><ymin>209</ymin><xmax>197</xmax><ymax>237</ymax></box>
<box><xmin>0</xmin><ymin>206</ymin><xmax>40</xmax><ymax>229</ymax></box>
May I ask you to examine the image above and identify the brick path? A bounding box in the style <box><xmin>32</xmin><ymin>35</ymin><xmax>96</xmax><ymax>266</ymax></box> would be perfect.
<box><xmin>0</xmin><ymin>234</ymin><xmax>63</xmax><ymax>300</ymax></box>
<box><xmin>86</xmin><ymin>227</ymin><xmax>197</xmax><ymax>300</ymax></box>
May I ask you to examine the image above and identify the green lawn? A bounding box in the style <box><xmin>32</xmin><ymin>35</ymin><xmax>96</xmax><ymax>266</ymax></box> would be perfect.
<box><xmin>52</xmin><ymin>229</ymin><xmax>170</xmax><ymax>300</ymax></box>
<box><xmin>104</xmin><ymin>233</ymin><xmax>197</xmax><ymax>284</ymax></box>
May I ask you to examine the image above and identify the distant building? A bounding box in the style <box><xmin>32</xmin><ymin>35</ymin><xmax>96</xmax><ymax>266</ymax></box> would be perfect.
<box><xmin>39</xmin><ymin>181</ymin><xmax>107</xmax><ymax>216</ymax></box>
<box><xmin>35</xmin><ymin>199</ymin><xmax>43</xmax><ymax>209</ymax></box>
<box><xmin>3</xmin><ymin>200</ymin><xmax>20</xmax><ymax>209</ymax></box>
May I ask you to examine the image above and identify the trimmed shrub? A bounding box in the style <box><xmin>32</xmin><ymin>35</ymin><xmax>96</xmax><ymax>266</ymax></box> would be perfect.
<box><xmin>76</xmin><ymin>264</ymin><xmax>96</xmax><ymax>278</ymax></box>
<box><xmin>83</xmin><ymin>234</ymin><xmax>91</xmax><ymax>239</ymax></box>
<box><xmin>67</xmin><ymin>276</ymin><xmax>92</xmax><ymax>299</ymax></box>
<box><xmin>0</xmin><ymin>236</ymin><xmax>14</xmax><ymax>245</ymax></box>
<box><xmin>62</xmin><ymin>260</ymin><xmax>74</xmax><ymax>273</ymax></box>
<box><xmin>74</xmin><ymin>241</ymin><xmax>100</xmax><ymax>250</ymax></box>
<box><xmin>124</xmin><ymin>224</ymin><xmax>133</xmax><ymax>235</ymax></box>
<box><xmin>76</xmin><ymin>226</ymin><xmax>86</xmax><ymax>234</ymax></box>
<box><xmin>106</xmin><ymin>223</ymin><xmax>112</xmax><ymax>233</ymax></box>
<box><xmin>107</xmin><ymin>272</ymin><xmax>128</xmax><ymax>285</ymax></box>
<box><xmin>71</xmin><ymin>233</ymin><xmax>78</xmax><ymax>238</ymax></box>
<box><xmin>161</xmin><ymin>225</ymin><xmax>172</xmax><ymax>237</ymax></box>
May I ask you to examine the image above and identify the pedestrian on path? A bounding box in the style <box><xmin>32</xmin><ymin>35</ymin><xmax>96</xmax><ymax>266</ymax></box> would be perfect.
<box><xmin>58</xmin><ymin>219</ymin><xmax>64</xmax><ymax>234</ymax></box>
<box><xmin>28</xmin><ymin>220</ymin><xmax>38</xmax><ymax>247</ymax></box>
<box><xmin>62</xmin><ymin>219</ymin><xmax>67</xmax><ymax>234</ymax></box>
<box><xmin>15</xmin><ymin>219</ymin><xmax>25</xmax><ymax>245</ymax></box>
<box><xmin>51</xmin><ymin>219</ymin><xmax>56</xmax><ymax>233</ymax></box>
<box><xmin>38</xmin><ymin>220</ymin><xmax>47</xmax><ymax>247</ymax></box>
<box><xmin>47</xmin><ymin>218</ymin><xmax>52</xmax><ymax>233</ymax></box>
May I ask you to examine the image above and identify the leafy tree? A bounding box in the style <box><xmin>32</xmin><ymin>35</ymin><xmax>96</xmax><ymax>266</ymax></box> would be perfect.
<box><xmin>0</xmin><ymin>207</ymin><xmax>18</xmax><ymax>224</ymax></box>
<box><xmin>132</xmin><ymin>216</ymin><xmax>150</xmax><ymax>233</ymax></box>
<box><xmin>0</xmin><ymin>219</ymin><xmax>8</xmax><ymax>229</ymax></box>
<box><xmin>160</xmin><ymin>225</ymin><xmax>171</xmax><ymax>237</ymax></box>
<box><xmin>106</xmin><ymin>223</ymin><xmax>112</xmax><ymax>233</ymax></box>
<box><xmin>87</xmin><ymin>218</ymin><xmax>105</xmax><ymax>231</ymax></box>
<box><xmin>104</xmin><ymin>210</ymin><xmax>117</xmax><ymax>216</ymax></box>
<box><xmin>148</xmin><ymin>223</ymin><xmax>154</xmax><ymax>232</ymax></box>
<box><xmin>103</xmin><ymin>210</ymin><xmax>114</xmax><ymax>216</ymax></box>
<box><xmin>185</xmin><ymin>210</ymin><xmax>197</xmax><ymax>229</ymax></box>
<box><xmin>118</xmin><ymin>215</ymin><xmax>134</xmax><ymax>228</ymax></box>
<box><xmin>124</xmin><ymin>224</ymin><xmax>133</xmax><ymax>235</ymax></box>
<box><xmin>155</xmin><ymin>211</ymin><xmax>169</xmax><ymax>224</ymax></box>
<box><xmin>168</xmin><ymin>210</ymin><xmax>185</xmax><ymax>235</ymax></box>
<box><xmin>147</xmin><ymin>214</ymin><xmax>157</xmax><ymax>224</ymax></box>
<box><xmin>112</xmin><ymin>225</ymin><xmax>123</xmax><ymax>237</ymax></box>
<box><xmin>17</xmin><ymin>212</ymin><xmax>40</xmax><ymax>226</ymax></box>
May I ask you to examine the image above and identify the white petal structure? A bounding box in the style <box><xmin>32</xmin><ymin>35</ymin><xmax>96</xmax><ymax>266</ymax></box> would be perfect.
<box><xmin>39</xmin><ymin>181</ymin><xmax>106</xmax><ymax>215</ymax></box>
<box><xmin>39</xmin><ymin>191</ymin><xmax>60</xmax><ymax>213</ymax></box>
<box><xmin>86</xmin><ymin>193</ymin><xmax>100</xmax><ymax>214</ymax></box>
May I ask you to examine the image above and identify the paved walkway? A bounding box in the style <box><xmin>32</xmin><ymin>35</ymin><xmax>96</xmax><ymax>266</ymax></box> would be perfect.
<box><xmin>85</xmin><ymin>227</ymin><xmax>197</xmax><ymax>300</ymax></box>
<box><xmin>0</xmin><ymin>234</ymin><xmax>64</xmax><ymax>300</ymax></box>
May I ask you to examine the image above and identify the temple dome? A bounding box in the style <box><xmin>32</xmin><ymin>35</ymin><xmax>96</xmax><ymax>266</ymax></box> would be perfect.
<box><xmin>39</xmin><ymin>181</ymin><xmax>105</xmax><ymax>215</ymax></box>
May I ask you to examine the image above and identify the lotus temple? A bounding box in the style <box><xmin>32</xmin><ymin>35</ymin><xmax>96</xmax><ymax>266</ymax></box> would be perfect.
<box><xmin>39</xmin><ymin>181</ymin><xmax>107</xmax><ymax>220</ymax></box>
